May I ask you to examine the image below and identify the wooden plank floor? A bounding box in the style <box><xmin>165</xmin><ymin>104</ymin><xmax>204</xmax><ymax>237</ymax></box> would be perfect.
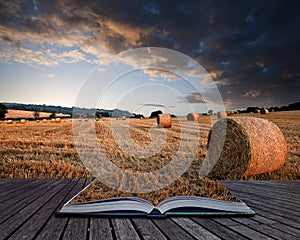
<box><xmin>0</xmin><ymin>179</ymin><xmax>299</xmax><ymax>240</ymax></box>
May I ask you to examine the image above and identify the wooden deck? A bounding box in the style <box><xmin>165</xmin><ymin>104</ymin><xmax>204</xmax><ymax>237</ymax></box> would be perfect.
<box><xmin>0</xmin><ymin>179</ymin><xmax>299</xmax><ymax>240</ymax></box>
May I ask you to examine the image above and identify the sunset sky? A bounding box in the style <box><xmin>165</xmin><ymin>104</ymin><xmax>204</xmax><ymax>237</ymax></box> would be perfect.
<box><xmin>0</xmin><ymin>0</ymin><xmax>299</xmax><ymax>115</ymax></box>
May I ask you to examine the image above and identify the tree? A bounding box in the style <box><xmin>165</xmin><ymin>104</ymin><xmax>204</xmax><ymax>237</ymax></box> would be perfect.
<box><xmin>130</xmin><ymin>113</ymin><xmax>145</xmax><ymax>119</ymax></box>
<box><xmin>149</xmin><ymin>110</ymin><xmax>163</xmax><ymax>118</ymax></box>
<box><xmin>0</xmin><ymin>103</ymin><xmax>8</xmax><ymax>119</ymax></box>
<box><xmin>50</xmin><ymin>112</ymin><xmax>56</xmax><ymax>118</ymax></box>
<box><xmin>33</xmin><ymin>110</ymin><xmax>40</xmax><ymax>119</ymax></box>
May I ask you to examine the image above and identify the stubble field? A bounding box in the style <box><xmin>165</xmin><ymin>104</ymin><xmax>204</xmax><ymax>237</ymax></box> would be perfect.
<box><xmin>0</xmin><ymin>111</ymin><xmax>299</xmax><ymax>179</ymax></box>
<box><xmin>0</xmin><ymin>111</ymin><xmax>299</xmax><ymax>203</ymax></box>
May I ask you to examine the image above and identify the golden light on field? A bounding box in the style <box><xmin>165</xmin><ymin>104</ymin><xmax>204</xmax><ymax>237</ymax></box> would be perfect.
<box><xmin>5</xmin><ymin>110</ymin><xmax>70</xmax><ymax>119</ymax></box>
<box><xmin>0</xmin><ymin>111</ymin><xmax>299</xmax><ymax>182</ymax></box>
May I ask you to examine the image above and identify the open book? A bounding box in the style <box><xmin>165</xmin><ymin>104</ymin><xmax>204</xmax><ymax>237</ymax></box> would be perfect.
<box><xmin>57</xmin><ymin>179</ymin><xmax>255</xmax><ymax>217</ymax></box>
<box><xmin>58</xmin><ymin>118</ymin><xmax>256</xmax><ymax>217</ymax></box>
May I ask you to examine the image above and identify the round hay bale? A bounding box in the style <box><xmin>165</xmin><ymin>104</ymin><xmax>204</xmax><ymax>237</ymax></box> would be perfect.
<box><xmin>261</xmin><ymin>108</ymin><xmax>269</xmax><ymax>114</ymax></box>
<box><xmin>55</xmin><ymin>118</ymin><xmax>61</xmax><ymax>123</ymax></box>
<box><xmin>20</xmin><ymin>119</ymin><xmax>26</xmax><ymax>124</ymax></box>
<box><xmin>226</xmin><ymin>110</ymin><xmax>234</xmax><ymax>116</ymax></box>
<box><xmin>201</xmin><ymin>117</ymin><xmax>288</xmax><ymax>179</ymax></box>
<box><xmin>7</xmin><ymin>120</ymin><xmax>13</xmax><ymax>124</ymax></box>
<box><xmin>51</xmin><ymin>119</ymin><xmax>56</xmax><ymax>123</ymax></box>
<box><xmin>157</xmin><ymin>114</ymin><xmax>172</xmax><ymax>128</ymax></box>
<box><xmin>217</xmin><ymin>111</ymin><xmax>227</xmax><ymax>119</ymax></box>
<box><xmin>42</xmin><ymin>119</ymin><xmax>47</xmax><ymax>123</ymax></box>
<box><xmin>187</xmin><ymin>112</ymin><xmax>200</xmax><ymax>121</ymax></box>
<box><xmin>36</xmin><ymin>120</ymin><xmax>40</xmax><ymax>123</ymax></box>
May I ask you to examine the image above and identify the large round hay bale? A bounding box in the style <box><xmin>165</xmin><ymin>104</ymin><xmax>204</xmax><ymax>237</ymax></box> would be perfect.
<box><xmin>261</xmin><ymin>108</ymin><xmax>269</xmax><ymax>114</ymax></box>
<box><xmin>201</xmin><ymin>117</ymin><xmax>287</xmax><ymax>179</ymax></box>
<box><xmin>217</xmin><ymin>111</ymin><xmax>227</xmax><ymax>119</ymax></box>
<box><xmin>187</xmin><ymin>112</ymin><xmax>200</xmax><ymax>121</ymax></box>
<box><xmin>7</xmin><ymin>120</ymin><xmax>13</xmax><ymax>124</ymax></box>
<box><xmin>42</xmin><ymin>119</ymin><xmax>47</xmax><ymax>123</ymax></box>
<box><xmin>157</xmin><ymin>114</ymin><xmax>172</xmax><ymax>128</ymax></box>
<box><xmin>20</xmin><ymin>119</ymin><xmax>26</xmax><ymax>124</ymax></box>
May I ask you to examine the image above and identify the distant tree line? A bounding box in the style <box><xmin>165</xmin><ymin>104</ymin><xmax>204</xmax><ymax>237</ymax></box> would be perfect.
<box><xmin>3</xmin><ymin>102</ymin><xmax>73</xmax><ymax>115</ymax></box>
<box><xmin>238</xmin><ymin>102</ymin><xmax>300</xmax><ymax>113</ymax></box>
<box><xmin>2</xmin><ymin>101</ymin><xmax>299</xmax><ymax>120</ymax></box>
<box><xmin>0</xmin><ymin>103</ymin><xmax>8</xmax><ymax>119</ymax></box>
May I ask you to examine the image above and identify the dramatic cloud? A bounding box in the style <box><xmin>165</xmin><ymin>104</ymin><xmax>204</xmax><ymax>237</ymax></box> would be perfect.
<box><xmin>0</xmin><ymin>0</ymin><xmax>299</xmax><ymax>108</ymax></box>
<box><xmin>140</xmin><ymin>103</ymin><xmax>175</xmax><ymax>108</ymax></box>
<box><xmin>180</xmin><ymin>93</ymin><xmax>206</xmax><ymax>104</ymax></box>
<box><xmin>143</xmin><ymin>68</ymin><xmax>180</xmax><ymax>81</ymax></box>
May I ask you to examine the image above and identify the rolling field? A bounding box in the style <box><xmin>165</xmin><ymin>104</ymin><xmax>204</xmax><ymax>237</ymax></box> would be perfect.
<box><xmin>0</xmin><ymin>111</ymin><xmax>299</xmax><ymax>180</ymax></box>
<box><xmin>5</xmin><ymin>109</ymin><xmax>70</xmax><ymax>119</ymax></box>
<box><xmin>0</xmin><ymin>111</ymin><xmax>299</xmax><ymax>203</ymax></box>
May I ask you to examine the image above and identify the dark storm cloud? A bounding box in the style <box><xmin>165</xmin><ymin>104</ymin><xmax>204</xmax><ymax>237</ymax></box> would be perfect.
<box><xmin>0</xmin><ymin>0</ymin><xmax>299</xmax><ymax>108</ymax></box>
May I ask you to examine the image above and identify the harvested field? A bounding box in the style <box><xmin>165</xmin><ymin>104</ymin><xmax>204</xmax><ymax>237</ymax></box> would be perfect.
<box><xmin>5</xmin><ymin>109</ymin><xmax>70</xmax><ymax>119</ymax></box>
<box><xmin>0</xmin><ymin>111</ymin><xmax>299</xmax><ymax>179</ymax></box>
<box><xmin>0</xmin><ymin>111</ymin><xmax>299</xmax><ymax>201</ymax></box>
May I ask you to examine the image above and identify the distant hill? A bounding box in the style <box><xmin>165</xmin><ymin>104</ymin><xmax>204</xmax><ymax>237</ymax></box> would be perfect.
<box><xmin>4</xmin><ymin>110</ymin><xmax>70</xmax><ymax>119</ymax></box>
<box><xmin>3</xmin><ymin>102</ymin><xmax>73</xmax><ymax>115</ymax></box>
<box><xmin>2</xmin><ymin>102</ymin><xmax>132</xmax><ymax>119</ymax></box>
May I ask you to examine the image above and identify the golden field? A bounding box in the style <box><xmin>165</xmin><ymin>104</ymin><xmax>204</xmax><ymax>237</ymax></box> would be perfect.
<box><xmin>0</xmin><ymin>111</ymin><xmax>299</xmax><ymax>180</ymax></box>
<box><xmin>0</xmin><ymin>111</ymin><xmax>299</xmax><ymax>203</ymax></box>
<box><xmin>5</xmin><ymin>109</ymin><xmax>70</xmax><ymax>119</ymax></box>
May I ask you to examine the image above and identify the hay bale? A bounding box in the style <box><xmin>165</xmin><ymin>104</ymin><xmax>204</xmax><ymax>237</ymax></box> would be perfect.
<box><xmin>157</xmin><ymin>114</ymin><xmax>172</xmax><ymax>128</ymax></box>
<box><xmin>226</xmin><ymin>111</ymin><xmax>234</xmax><ymax>116</ymax></box>
<box><xmin>55</xmin><ymin>118</ymin><xmax>61</xmax><ymax>123</ymax></box>
<box><xmin>36</xmin><ymin>120</ymin><xmax>40</xmax><ymax>123</ymax></box>
<box><xmin>42</xmin><ymin>119</ymin><xmax>47</xmax><ymax>123</ymax></box>
<box><xmin>217</xmin><ymin>111</ymin><xmax>227</xmax><ymax>119</ymax></box>
<box><xmin>261</xmin><ymin>108</ymin><xmax>269</xmax><ymax>114</ymax></box>
<box><xmin>7</xmin><ymin>120</ymin><xmax>13</xmax><ymax>124</ymax></box>
<box><xmin>187</xmin><ymin>112</ymin><xmax>200</xmax><ymax>121</ymax></box>
<box><xmin>20</xmin><ymin>119</ymin><xmax>26</xmax><ymax>124</ymax></box>
<box><xmin>51</xmin><ymin>119</ymin><xmax>56</xmax><ymax>123</ymax></box>
<box><xmin>200</xmin><ymin>117</ymin><xmax>287</xmax><ymax>179</ymax></box>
